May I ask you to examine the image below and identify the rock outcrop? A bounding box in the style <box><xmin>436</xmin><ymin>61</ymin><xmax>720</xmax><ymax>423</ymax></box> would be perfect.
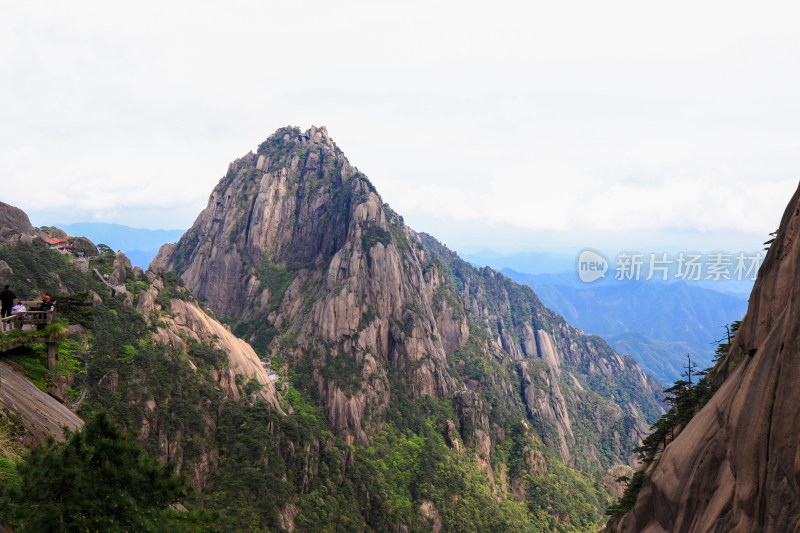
<box><xmin>612</xmin><ymin>182</ymin><xmax>800</xmax><ymax>532</ymax></box>
<box><xmin>71</xmin><ymin>236</ymin><xmax>98</xmax><ymax>257</ymax></box>
<box><xmin>154</xmin><ymin>125</ymin><xmax>662</xmax><ymax>471</ymax></box>
<box><xmin>0</xmin><ymin>201</ymin><xmax>36</xmax><ymax>246</ymax></box>
<box><xmin>136</xmin><ymin>273</ymin><xmax>282</xmax><ymax>409</ymax></box>
<box><xmin>108</xmin><ymin>251</ymin><xmax>132</xmax><ymax>286</ymax></box>
<box><xmin>162</xmin><ymin>297</ymin><xmax>281</xmax><ymax>407</ymax></box>
<box><xmin>0</xmin><ymin>260</ymin><xmax>12</xmax><ymax>285</ymax></box>
<box><xmin>0</xmin><ymin>201</ymin><xmax>35</xmax><ymax>236</ymax></box>
<box><xmin>0</xmin><ymin>361</ymin><xmax>83</xmax><ymax>446</ymax></box>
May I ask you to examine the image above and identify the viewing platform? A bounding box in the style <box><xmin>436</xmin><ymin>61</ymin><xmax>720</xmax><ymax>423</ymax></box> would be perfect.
<box><xmin>0</xmin><ymin>301</ymin><xmax>57</xmax><ymax>333</ymax></box>
<box><xmin>0</xmin><ymin>302</ymin><xmax>63</xmax><ymax>371</ymax></box>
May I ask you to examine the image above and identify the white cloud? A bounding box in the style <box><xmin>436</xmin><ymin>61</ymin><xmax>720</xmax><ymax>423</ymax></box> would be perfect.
<box><xmin>1</xmin><ymin>0</ymin><xmax>799</xmax><ymax>252</ymax></box>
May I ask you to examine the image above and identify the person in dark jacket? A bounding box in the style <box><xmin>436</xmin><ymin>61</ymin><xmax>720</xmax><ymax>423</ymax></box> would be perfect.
<box><xmin>38</xmin><ymin>294</ymin><xmax>54</xmax><ymax>311</ymax></box>
<box><xmin>0</xmin><ymin>285</ymin><xmax>16</xmax><ymax>318</ymax></box>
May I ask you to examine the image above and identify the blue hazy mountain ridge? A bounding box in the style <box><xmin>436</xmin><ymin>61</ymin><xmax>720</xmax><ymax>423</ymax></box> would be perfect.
<box><xmin>56</xmin><ymin>222</ymin><xmax>185</xmax><ymax>269</ymax></box>
<box><xmin>462</xmin><ymin>250</ymin><xmax>576</xmax><ymax>275</ymax></box>
<box><xmin>502</xmin><ymin>269</ymin><xmax>749</xmax><ymax>385</ymax></box>
<box><xmin>464</xmin><ymin>250</ymin><xmax>755</xmax><ymax>296</ymax></box>
<box><xmin>604</xmin><ymin>332</ymin><xmax>696</xmax><ymax>389</ymax></box>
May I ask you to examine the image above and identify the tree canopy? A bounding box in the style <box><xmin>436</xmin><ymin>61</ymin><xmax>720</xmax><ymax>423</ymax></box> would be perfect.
<box><xmin>0</xmin><ymin>410</ymin><xmax>211</xmax><ymax>532</ymax></box>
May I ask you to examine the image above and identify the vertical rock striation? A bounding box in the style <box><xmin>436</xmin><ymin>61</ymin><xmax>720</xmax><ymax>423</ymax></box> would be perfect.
<box><xmin>154</xmin><ymin>125</ymin><xmax>662</xmax><ymax>470</ymax></box>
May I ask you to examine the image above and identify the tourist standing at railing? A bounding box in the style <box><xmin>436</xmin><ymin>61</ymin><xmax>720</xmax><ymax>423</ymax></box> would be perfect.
<box><xmin>0</xmin><ymin>284</ymin><xmax>16</xmax><ymax>318</ymax></box>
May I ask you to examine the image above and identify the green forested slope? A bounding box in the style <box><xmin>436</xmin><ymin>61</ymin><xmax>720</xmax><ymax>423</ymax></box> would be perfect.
<box><xmin>0</xmin><ymin>235</ymin><xmax>624</xmax><ymax>532</ymax></box>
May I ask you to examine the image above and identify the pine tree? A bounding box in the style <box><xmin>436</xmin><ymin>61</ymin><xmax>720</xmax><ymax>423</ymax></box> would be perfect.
<box><xmin>0</xmin><ymin>410</ymin><xmax>214</xmax><ymax>532</ymax></box>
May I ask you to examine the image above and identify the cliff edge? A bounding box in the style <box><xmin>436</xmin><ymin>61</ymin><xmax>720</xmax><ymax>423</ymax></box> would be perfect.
<box><xmin>613</xmin><ymin>182</ymin><xmax>800</xmax><ymax>532</ymax></box>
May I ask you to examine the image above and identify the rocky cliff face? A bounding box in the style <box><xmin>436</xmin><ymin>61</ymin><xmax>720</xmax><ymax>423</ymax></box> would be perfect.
<box><xmin>153</xmin><ymin>126</ymin><xmax>465</xmax><ymax>445</ymax></box>
<box><xmin>136</xmin><ymin>272</ymin><xmax>281</xmax><ymax>407</ymax></box>
<box><xmin>152</xmin><ymin>125</ymin><xmax>356</xmax><ymax>319</ymax></box>
<box><xmin>612</xmin><ymin>183</ymin><xmax>800</xmax><ymax>532</ymax></box>
<box><xmin>0</xmin><ymin>201</ymin><xmax>35</xmax><ymax>239</ymax></box>
<box><xmin>421</xmin><ymin>234</ymin><xmax>664</xmax><ymax>468</ymax></box>
<box><xmin>154</xmin><ymin>125</ymin><xmax>662</xmax><ymax>474</ymax></box>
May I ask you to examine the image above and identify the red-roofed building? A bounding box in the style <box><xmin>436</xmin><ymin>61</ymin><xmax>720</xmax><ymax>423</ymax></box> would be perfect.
<box><xmin>44</xmin><ymin>237</ymin><xmax>68</xmax><ymax>248</ymax></box>
<box><xmin>44</xmin><ymin>237</ymin><xmax>72</xmax><ymax>252</ymax></box>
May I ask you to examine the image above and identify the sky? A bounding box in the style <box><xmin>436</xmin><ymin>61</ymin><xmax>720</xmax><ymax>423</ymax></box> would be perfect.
<box><xmin>2</xmin><ymin>1</ymin><xmax>800</xmax><ymax>257</ymax></box>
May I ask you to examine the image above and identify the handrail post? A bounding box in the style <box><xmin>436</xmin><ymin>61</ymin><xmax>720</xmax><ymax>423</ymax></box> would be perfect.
<box><xmin>47</xmin><ymin>342</ymin><xmax>57</xmax><ymax>372</ymax></box>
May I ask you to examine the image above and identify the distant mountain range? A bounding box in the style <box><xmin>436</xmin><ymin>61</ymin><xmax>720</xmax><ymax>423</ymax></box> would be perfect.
<box><xmin>464</xmin><ymin>250</ymin><xmax>756</xmax><ymax>296</ymax></box>
<box><xmin>55</xmin><ymin>222</ymin><xmax>185</xmax><ymax>269</ymax></box>
<box><xmin>501</xmin><ymin>269</ymin><xmax>749</xmax><ymax>384</ymax></box>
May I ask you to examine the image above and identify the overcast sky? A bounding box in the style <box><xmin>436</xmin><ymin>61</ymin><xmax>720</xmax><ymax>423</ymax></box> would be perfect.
<box><xmin>2</xmin><ymin>1</ymin><xmax>799</xmax><ymax>255</ymax></box>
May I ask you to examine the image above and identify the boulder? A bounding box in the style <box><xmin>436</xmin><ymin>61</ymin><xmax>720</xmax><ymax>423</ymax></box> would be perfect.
<box><xmin>0</xmin><ymin>201</ymin><xmax>35</xmax><ymax>236</ymax></box>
